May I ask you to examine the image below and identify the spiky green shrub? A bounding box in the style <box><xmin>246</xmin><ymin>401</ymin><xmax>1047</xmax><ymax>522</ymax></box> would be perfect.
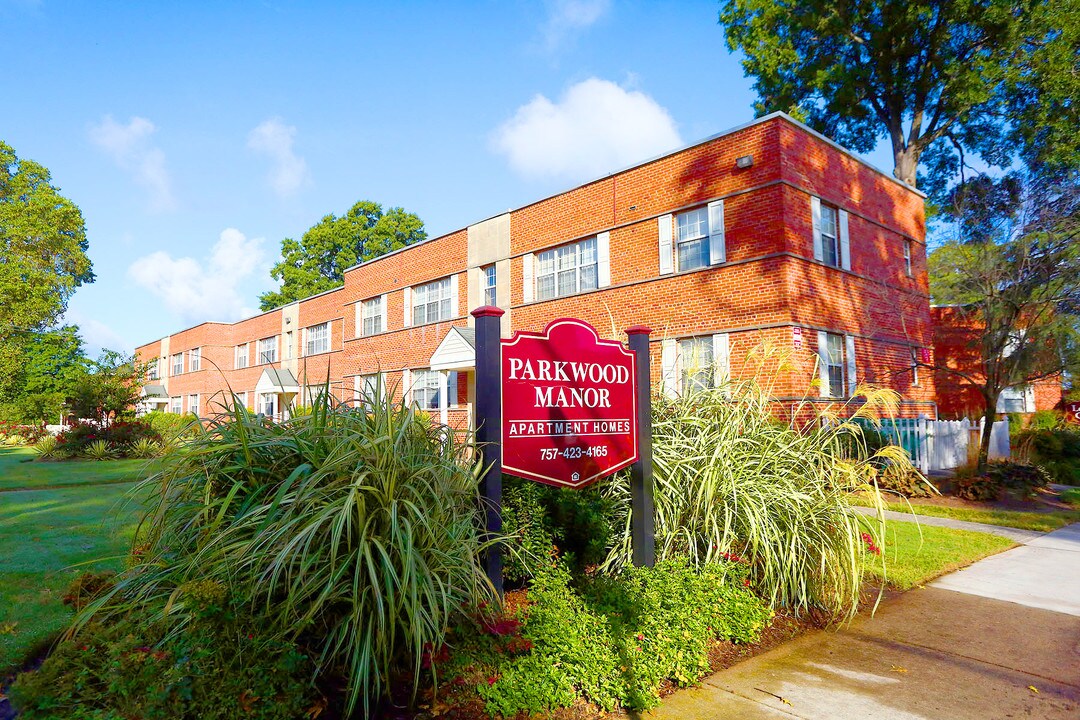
<box><xmin>32</xmin><ymin>434</ymin><xmax>58</xmax><ymax>459</ymax></box>
<box><xmin>70</xmin><ymin>393</ymin><xmax>495</xmax><ymax>715</ymax></box>
<box><xmin>602</xmin><ymin>376</ymin><xmax>903</xmax><ymax>619</ymax></box>
<box><xmin>127</xmin><ymin>436</ymin><xmax>163</xmax><ymax>459</ymax></box>
<box><xmin>82</xmin><ymin>438</ymin><xmax>118</xmax><ymax>461</ymax></box>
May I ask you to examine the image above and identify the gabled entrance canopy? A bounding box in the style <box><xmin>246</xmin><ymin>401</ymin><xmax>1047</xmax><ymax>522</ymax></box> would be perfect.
<box><xmin>255</xmin><ymin>368</ymin><xmax>300</xmax><ymax>394</ymax></box>
<box><xmin>429</xmin><ymin>326</ymin><xmax>475</xmax><ymax>372</ymax></box>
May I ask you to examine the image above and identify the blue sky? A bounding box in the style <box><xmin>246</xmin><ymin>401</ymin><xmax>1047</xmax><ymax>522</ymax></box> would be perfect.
<box><xmin>4</xmin><ymin>0</ymin><xmax>895</xmax><ymax>355</ymax></box>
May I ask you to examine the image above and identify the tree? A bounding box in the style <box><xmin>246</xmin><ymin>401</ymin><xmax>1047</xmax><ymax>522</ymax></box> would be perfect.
<box><xmin>259</xmin><ymin>200</ymin><xmax>426</xmax><ymax>310</ymax></box>
<box><xmin>719</xmin><ymin>0</ymin><xmax>1080</xmax><ymax>193</ymax></box>
<box><xmin>929</xmin><ymin>173</ymin><xmax>1080</xmax><ymax>469</ymax></box>
<box><xmin>0</xmin><ymin>140</ymin><xmax>94</xmax><ymax>333</ymax></box>
<box><xmin>67</xmin><ymin>350</ymin><xmax>146</xmax><ymax>426</ymax></box>
<box><xmin>0</xmin><ymin>325</ymin><xmax>89</xmax><ymax>424</ymax></box>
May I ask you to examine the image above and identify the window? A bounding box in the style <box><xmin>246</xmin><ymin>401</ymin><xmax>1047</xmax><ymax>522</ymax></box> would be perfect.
<box><xmin>235</xmin><ymin>391</ymin><xmax>247</xmax><ymax>410</ymax></box>
<box><xmin>168</xmin><ymin>397</ymin><xmax>181</xmax><ymax>414</ymax></box>
<box><xmin>357</xmin><ymin>374</ymin><xmax>380</xmax><ymax>408</ymax></box>
<box><xmin>171</xmin><ymin>353</ymin><xmax>183</xmax><ymax>375</ymax></box>
<box><xmin>286</xmin><ymin>331</ymin><xmax>294</xmax><ymax>360</ymax></box>
<box><xmin>536</xmin><ymin>238</ymin><xmax>598</xmax><ymax>301</ymax></box>
<box><xmin>412</xmin><ymin>278</ymin><xmax>453</xmax><ymax>325</ymax></box>
<box><xmin>303</xmin><ymin>385</ymin><xmax>329</xmax><ymax>406</ymax></box>
<box><xmin>997</xmin><ymin>385</ymin><xmax>1034</xmax><ymax>413</ymax></box>
<box><xmin>235</xmin><ymin>344</ymin><xmax>249</xmax><ymax>369</ymax></box>
<box><xmin>187</xmin><ymin>394</ymin><xmax>199</xmax><ymax>416</ymax></box>
<box><xmin>904</xmin><ymin>240</ymin><xmax>913</xmax><ymax>277</ymax></box>
<box><xmin>305</xmin><ymin>322</ymin><xmax>330</xmax><ymax>355</ymax></box>
<box><xmin>361</xmin><ymin>297</ymin><xmax>384</xmax><ymax>336</ymax></box>
<box><xmin>676</xmin><ymin>208</ymin><xmax>710</xmax><ymax>272</ymax></box>
<box><xmin>482</xmin><ymin>265</ymin><xmax>498</xmax><ymax>307</ymax></box>
<box><xmin>911</xmin><ymin>348</ymin><xmax>920</xmax><ymax>387</ymax></box>
<box><xmin>822</xmin><ymin>333</ymin><xmax>846</xmax><ymax>398</ymax></box>
<box><xmin>411</xmin><ymin>370</ymin><xmax>458</xmax><ymax>410</ymax></box>
<box><xmin>820</xmin><ymin>205</ymin><xmax>840</xmax><ymax>267</ymax></box>
<box><xmin>678</xmin><ymin>337</ymin><xmax>715</xmax><ymax>394</ymax></box>
<box><xmin>147</xmin><ymin>358</ymin><xmax>159</xmax><ymax>381</ymax></box>
<box><xmin>258</xmin><ymin>392</ymin><xmax>277</xmax><ymax>417</ymax></box>
<box><xmin>189</xmin><ymin>347</ymin><xmax>201</xmax><ymax>372</ymax></box>
<box><xmin>257</xmin><ymin>336</ymin><xmax>278</xmax><ymax>364</ymax></box>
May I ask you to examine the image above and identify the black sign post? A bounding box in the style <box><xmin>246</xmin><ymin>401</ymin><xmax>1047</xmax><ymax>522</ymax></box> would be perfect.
<box><xmin>472</xmin><ymin>306</ymin><xmax>504</xmax><ymax>595</ymax></box>
<box><xmin>626</xmin><ymin>326</ymin><xmax>655</xmax><ymax>567</ymax></box>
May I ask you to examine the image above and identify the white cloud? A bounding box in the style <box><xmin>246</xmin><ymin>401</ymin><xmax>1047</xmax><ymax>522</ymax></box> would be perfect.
<box><xmin>541</xmin><ymin>0</ymin><xmax>610</xmax><ymax>52</ymax></box>
<box><xmin>89</xmin><ymin>115</ymin><xmax>175</xmax><ymax>211</ymax></box>
<box><xmin>247</xmin><ymin>118</ymin><xmax>311</xmax><ymax>197</ymax></box>
<box><xmin>491</xmin><ymin>78</ymin><xmax>682</xmax><ymax>182</ymax></box>
<box><xmin>64</xmin><ymin>308</ymin><xmax>130</xmax><ymax>356</ymax></box>
<box><xmin>127</xmin><ymin>228</ymin><xmax>267</xmax><ymax>324</ymax></box>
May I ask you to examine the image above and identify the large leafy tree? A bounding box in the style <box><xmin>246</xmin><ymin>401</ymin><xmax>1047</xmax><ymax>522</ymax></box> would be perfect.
<box><xmin>0</xmin><ymin>140</ymin><xmax>94</xmax><ymax>332</ymax></box>
<box><xmin>67</xmin><ymin>350</ymin><xmax>146</xmax><ymax>426</ymax></box>
<box><xmin>259</xmin><ymin>200</ymin><xmax>426</xmax><ymax>310</ymax></box>
<box><xmin>719</xmin><ymin>0</ymin><xmax>1080</xmax><ymax>193</ymax></box>
<box><xmin>0</xmin><ymin>326</ymin><xmax>89</xmax><ymax>424</ymax></box>
<box><xmin>929</xmin><ymin>173</ymin><xmax>1080</xmax><ymax>469</ymax></box>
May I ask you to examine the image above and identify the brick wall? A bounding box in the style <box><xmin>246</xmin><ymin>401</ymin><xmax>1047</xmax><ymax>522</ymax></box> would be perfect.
<box><xmin>137</xmin><ymin>113</ymin><xmax>934</xmax><ymax>420</ymax></box>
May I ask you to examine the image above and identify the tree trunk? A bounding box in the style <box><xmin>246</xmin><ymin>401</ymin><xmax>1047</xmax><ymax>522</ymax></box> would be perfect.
<box><xmin>976</xmin><ymin>392</ymin><xmax>998</xmax><ymax>474</ymax></box>
<box><xmin>893</xmin><ymin>147</ymin><xmax>920</xmax><ymax>189</ymax></box>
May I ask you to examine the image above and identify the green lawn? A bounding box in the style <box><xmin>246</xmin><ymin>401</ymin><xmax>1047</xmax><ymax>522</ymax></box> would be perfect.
<box><xmin>0</xmin><ymin>446</ymin><xmax>159</xmax><ymax>491</ymax></box>
<box><xmin>852</xmin><ymin>494</ymin><xmax>1080</xmax><ymax>532</ymax></box>
<box><xmin>0</xmin><ymin>460</ymin><xmax>152</xmax><ymax>671</ymax></box>
<box><xmin>865</xmin><ymin>521</ymin><xmax>1017</xmax><ymax>590</ymax></box>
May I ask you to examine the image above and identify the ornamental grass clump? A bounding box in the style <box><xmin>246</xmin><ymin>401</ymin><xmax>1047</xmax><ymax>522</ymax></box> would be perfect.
<box><xmin>69</xmin><ymin>386</ymin><xmax>496</xmax><ymax>715</ymax></box>
<box><xmin>602</xmin><ymin>346</ymin><xmax>904</xmax><ymax>619</ymax></box>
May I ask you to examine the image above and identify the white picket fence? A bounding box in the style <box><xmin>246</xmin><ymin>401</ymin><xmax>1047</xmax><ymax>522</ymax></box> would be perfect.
<box><xmin>865</xmin><ymin>416</ymin><xmax>1010</xmax><ymax>474</ymax></box>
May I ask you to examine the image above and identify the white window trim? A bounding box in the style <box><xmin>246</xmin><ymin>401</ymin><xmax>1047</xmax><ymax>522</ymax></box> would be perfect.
<box><xmin>187</xmin><ymin>393</ymin><xmax>200</xmax><ymax>416</ymax></box>
<box><xmin>817</xmin><ymin>331</ymin><xmax>856</xmax><ymax>398</ymax></box>
<box><xmin>257</xmin><ymin>336</ymin><xmax>278</xmax><ymax>365</ymax></box>
<box><xmin>661</xmin><ymin>333</ymin><xmax>730</xmax><ymax>398</ymax></box>
<box><xmin>410</xmin><ymin>277</ymin><xmax>456</xmax><ymax>326</ymax></box>
<box><xmin>235</xmin><ymin>344</ymin><xmax>249</xmax><ymax>369</ymax></box>
<box><xmin>189</xmin><ymin>347</ymin><xmax>201</xmax><ymax>372</ymax></box>
<box><xmin>171</xmin><ymin>353</ymin><xmax>184</xmax><ymax>376</ymax></box>
<box><xmin>535</xmin><ymin>238</ymin><xmax>599</xmax><ymax>301</ymax></box>
<box><xmin>359</xmin><ymin>296</ymin><xmax>386</xmax><ymax>337</ymax></box>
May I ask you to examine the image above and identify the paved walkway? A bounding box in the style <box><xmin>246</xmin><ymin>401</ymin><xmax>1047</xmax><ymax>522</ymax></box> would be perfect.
<box><xmin>645</xmin><ymin>523</ymin><xmax>1080</xmax><ymax>719</ymax></box>
<box><xmin>851</xmin><ymin>505</ymin><xmax>1044</xmax><ymax>543</ymax></box>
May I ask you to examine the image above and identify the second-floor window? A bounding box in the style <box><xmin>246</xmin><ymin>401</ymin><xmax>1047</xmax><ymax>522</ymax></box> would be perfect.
<box><xmin>305</xmin><ymin>322</ymin><xmax>330</xmax><ymax>355</ymax></box>
<box><xmin>904</xmin><ymin>240</ymin><xmax>913</xmax><ymax>277</ymax></box>
<box><xmin>257</xmin><ymin>336</ymin><xmax>278</xmax><ymax>364</ymax></box>
<box><xmin>361</xmin><ymin>297</ymin><xmax>384</xmax><ymax>336</ymax></box>
<box><xmin>147</xmin><ymin>358</ymin><xmax>159</xmax><ymax>381</ymax></box>
<box><xmin>537</xmin><ymin>238</ymin><xmax>597</xmax><ymax>301</ymax></box>
<box><xmin>413</xmin><ymin>278</ymin><xmax>453</xmax><ymax>325</ymax></box>
<box><xmin>483</xmin><ymin>265</ymin><xmax>497</xmax><ymax>306</ymax></box>
<box><xmin>171</xmin><ymin>353</ymin><xmax>183</xmax><ymax>375</ymax></box>
<box><xmin>676</xmin><ymin>208</ymin><xmax>710</xmax><ymax>272</ymax></box>
<box><xmin>189</xmin><ymin>347</ymin><xmax>201</xmax><ymax>372</ymax></box>
<box><xmin>235</xmin><ymin>343</ymin><xmax>249</xmax><ymax>369</ymax></box>
<box><xmin>819</xmin><ymin>204</ymin><xmax>840</xmax><ymax>268</ymax></box>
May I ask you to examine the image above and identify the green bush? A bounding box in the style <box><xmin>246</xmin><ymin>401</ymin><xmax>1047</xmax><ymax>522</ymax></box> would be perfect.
<box><xmin>601</xmin><ymin>375</ymin><xmax>903</xmax><ymax>618</ymax></box>
<box><xmin>875</xmin><ymin>466</ymin><xmax>937</xmax><ymax>498</ymax></box>
<box><xmin>127</xmin><ymin>436</ymin><xmax>163</xmax><ymax>459</ymax></box>
<box><xmin>986</xmin><ymin>461</ymin><xmax>1050</xmax><ymax>499</ymax></box>
<box><xmin>465</xmin><ymin>558</ymin><xmax>769</xmax><ymax>715</ymax></box>
<box><xmin>10</xmin><ymin>611</ymin><xmax>317</xmax><ymax>720</ymax></box>
<box><xmin>955</xmin><ymin>474</ymin><xmax>1002</xmax><ymax>501</ymax></box>
<box><xmin>62</xmin><ymin>397</ymin><xmax>494</xmax><ymax>716</ymax></box>
<box><xmin>141</xmin><ymin>410</ymin><xmax>197</xmax><ymax>444</ymax></box>
<box><xmin>82</xmin><ymin>439</ymin><xmax>118</xmax><ymax>461</ymax></box>
<box><xmin>32</xmin><ymin>434</ymin><xmax>59</xmax><ymax>459</ymax></box>
<box><xmin>1028</xmin><ymin>410</ymin><xmax>1062</xmax><ymax>431</ymax></box>
<box><xmin>501</xmin><ymin>476</ymin><xmax>614</xmax><ymax>583</ymax></box>
<box><xmin>1015</xmin><ymin>426</ymin><xmax>1080</xmax><ymax>485</ymax></box>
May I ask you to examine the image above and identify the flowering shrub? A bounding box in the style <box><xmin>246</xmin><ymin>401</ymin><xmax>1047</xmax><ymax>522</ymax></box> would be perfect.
<box><xmin>0</xmin><ymin>420</ymin><xmax>47</xmax><ymax>445</ymax></box>
<box><xmin>50</xmin><ymin>420</ymin><xmax>161</xmax><ymax>460</ymax></box>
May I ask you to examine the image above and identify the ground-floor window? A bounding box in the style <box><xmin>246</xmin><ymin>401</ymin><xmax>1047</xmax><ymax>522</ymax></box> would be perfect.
<box><xmin>822</xmin><ymin>333</ymin><xmax>846</xmax><ymax>398</ymax></box>
<box><xmin>678</xmin><ymin>337</ymin><xmax>715</xmax><ymax>395</ymax></box>
<box><xmin>412</xmin><ymin>370</ymin><xmax>458</xmax><ymax>411</ymax></box>
<box><xmin>169</xmin><ymin>397</ymin><xmax>181</xmax><ymax>414</ymax></box>
<box><xmin>187</xmin><ymin>394</ymin><xmax>200</xmax><ymax>416</ymax></box>
<box><xmin>259</xmin><ymin>393</ymin><xmax>277</xmax><ymax>417</ymax></box>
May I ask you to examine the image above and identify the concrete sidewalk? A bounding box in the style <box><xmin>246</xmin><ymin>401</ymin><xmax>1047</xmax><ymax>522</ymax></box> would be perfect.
<box><xmin>645</xmin><ymin>523</ymin><xmax>1080</xmax><ymax>719</ymax></box>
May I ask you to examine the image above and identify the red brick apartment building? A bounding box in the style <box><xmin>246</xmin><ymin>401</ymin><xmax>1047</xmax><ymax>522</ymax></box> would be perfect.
<box><xmin>931</xmin><ymin>305</ymin><xmax>1063</xmax><ymax>419</ymax></box>
<box><xmin>135</xmin><ymin>112</ymin><xmax>936</xmax><ymax>426</ymax></box>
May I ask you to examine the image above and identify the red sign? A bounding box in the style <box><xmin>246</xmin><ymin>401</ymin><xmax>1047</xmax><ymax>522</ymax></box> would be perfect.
<box><xmin>792</xmin><ymin>326</ymin><xmax>803</xmax><ymax>349</ymax></box>
<box><xmin>501</xmin><ymin>318</ymin><xmax>638</xmax><ymax>488</ymax></box>
<box><xmin>1066</xmin><ymin>402</ymin><xmax>1080</xmax><ymax>425</ymax></box>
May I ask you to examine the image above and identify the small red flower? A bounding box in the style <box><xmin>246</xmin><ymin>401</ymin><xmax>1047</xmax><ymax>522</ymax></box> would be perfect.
<box><xmin>743</xmin><ymin>577</ymin><xmax>751</xmax><ymax>587</ymax></box>
<box><xmin>486</xmin><ymin>675</ymin><xmax>498</xmax><ymax>686</ymax></box>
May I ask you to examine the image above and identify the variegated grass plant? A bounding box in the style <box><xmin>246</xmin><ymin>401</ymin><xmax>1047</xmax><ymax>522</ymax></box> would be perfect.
<box><xmin>74</xmin><ymin>382</ymin><xmax>496</xmax><ymax>715</ymax></box>
<box><xmin>602</xmin><ymin>342</ymin><xmax>904</xmax><ymax>619</ymax></box>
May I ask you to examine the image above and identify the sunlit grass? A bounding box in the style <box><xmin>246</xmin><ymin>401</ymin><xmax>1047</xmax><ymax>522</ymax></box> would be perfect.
<box><xmin>0</xmin><ymin>482</ymin><xmax>149</xmax><ymax>670</ymax></box>
<box><xmin>864</xmin><ymin>522</ymin><xmax>1016</xmax><ymax>591</ymax></box>
<box><xmin>0</xmin><ymin>446</ymin><xmax>159</xmax><ymax>491</ymax></box>
<box><xmin>849</xmin><ymin>494</ymin><xmax>1080</xmax><ymax>532</ymax></box>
